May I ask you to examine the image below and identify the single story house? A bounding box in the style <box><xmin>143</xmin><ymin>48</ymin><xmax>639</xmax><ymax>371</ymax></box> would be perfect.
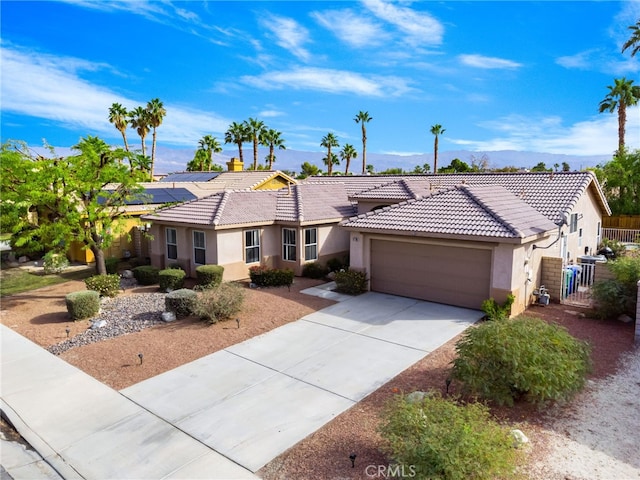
<box><xmin>143</xmin><ymin>171</ymin><xmax>610</xmax><ymax>315</ymax></box>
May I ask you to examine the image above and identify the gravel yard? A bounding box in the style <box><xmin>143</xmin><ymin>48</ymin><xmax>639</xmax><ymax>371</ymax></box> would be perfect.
<box><xmin>1</xmin><ymin>273</ymin><xmax>638</xmax><ymax>480</ymax></box>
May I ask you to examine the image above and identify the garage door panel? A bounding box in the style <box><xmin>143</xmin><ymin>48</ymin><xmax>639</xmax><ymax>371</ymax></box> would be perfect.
<box><xmin>370</xmin><ymin>240</ymin><xmax>491</xmax><ymax>309</ymax></box>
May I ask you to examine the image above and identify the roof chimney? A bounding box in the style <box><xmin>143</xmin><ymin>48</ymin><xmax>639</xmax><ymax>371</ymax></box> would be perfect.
<box><xmin>226</xmin><ymin>157</ymin><xmax>244</xmax><ymax>172</ymax></box>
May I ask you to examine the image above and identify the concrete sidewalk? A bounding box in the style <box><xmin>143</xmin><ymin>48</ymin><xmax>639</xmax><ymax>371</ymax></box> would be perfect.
<box><xmin>0</xmin><ymin>325</ymin><xmax>257</xmax><ymax>480</ymax></box>
<box><xmin>122</xmin><ymin>292</ymin><xmax>481</xmax><ymax>473</ymax></box>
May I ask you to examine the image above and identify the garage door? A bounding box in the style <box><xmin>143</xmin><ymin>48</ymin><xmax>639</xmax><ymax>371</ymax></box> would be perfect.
<box><xmin>370</xmin><ymin>240</ymin><xmax>491</xmax><ymax>309</ymax></box>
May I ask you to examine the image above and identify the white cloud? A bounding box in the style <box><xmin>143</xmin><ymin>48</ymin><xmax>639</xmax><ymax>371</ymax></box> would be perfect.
<box><xmin>259</xmin><ymin>109</ymin><xmax>285</xmax><ymax>118</ymax></box>
<box><xmin>556</xmin><ymin>50</ymin><xmax>597</xmax><ymax>70</ymax></box>
<box><xmin>458</xmin><ymin>54</ymin><xmax>523</xmax><ymax>70</ymax></box>
<box><xmin>259</xmin><ymin>14</ymin><xmax>311</xmax><ymax>61</ymax></box>
<box><xmin>450</xmin><ymin>112</ymin><xmax>640</xmax><ymax>155</ymax></box>
<box><xmin>311</xmin><ymin>9</ymin><xmax>387</xmax><ymax>48</ymax></box>
<box><xmin>1</xmin><ymin>45</ymin><xmax>230</xmax><ymax>147</ymax></box>
<box><xmin>240</xmin><ymin>67</ymin><xmax>413</xmax><ymax>97</ymax></box>
<box><xmin>362</xmin><ymin>0</ymin><xmax>444</xmax><ymax>46</ymax></box>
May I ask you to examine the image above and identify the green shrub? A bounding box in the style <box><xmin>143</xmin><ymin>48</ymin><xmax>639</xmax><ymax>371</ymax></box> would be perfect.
<box><xmin>165</xmin><ymin>288</ymin><xmax>197</xmax><ymax>318</ymax></box>
<box><xmin>128</xmin><ymin>256</ymin><xmax>150</xmax><ymax>268</ymax></box>
<box><xmin>166</xmin><ymin>262</ymin><xmax>184</xmax><ymax>270</ymax></box>
<box><xmin>132</xmin><ymin>265</ymin><xmax>160</xmax><ymax>285</ymax></box>
<box><xmin>65</xmin><ymin>290</ymin><xmax>100</xmax><ymax>320</ymax></box>
<box><xmin>379</xmin><ymin>392</ymin><xmax>522</xmax><ymax>480</ymax></box>
<box><xmin>481</xmin><ymin>294</ymin><xmax>515</xmax><ymax>321</ymax></box>
<box><xmin>42</xmin><ymin>251</ymin><xmax>69</xmax><ymax>274</ymax></box>
<box><xmin>159</xmin><ymin>268</ymin><xmax>186</xmax><ymax>292</ymax></box>
<box><xmin>194</xmin><ymin>282</ymin><xmax>245</xmax><ymax>324</ymax></box>
<box><xmin>85</xmin><ymin>274</ymin><xmax>121</xmax><ymax>297</ymax></box>
<box><xmin>452</xmin><ymin>316</ymin><xmax>591</xmax><ymax>406</ymax></box>
<box><xmin>598</xmin><ymin>238</ymin><xmax>626</xmax><ymax>258</ymax></box>
<box><xmin>334</xmin><ymin>269</ymin><xmax>368</xmax><ymax>295</ymax></box>
<box><xmin>195</xmin><ymin>264</ymin><xmax>224</xmax><ymax>289</ymax></box>
<box><xmin>591</xmin><ymin>255</ymin><xmax>640</xmax><ymax>318</ymax></box>
<box><xmin>302</xmin><ymin>261</ymin><xmax>329</xmax><ymax>279</ymax></box>
<box><xmin>105</xmin><ymin>257</ymin><xmax>119</xmax><ymax>274</ymax></box>
<box><xmin>327</xmin><ymin>256</ymin><xmax>348</xmax><ymax>272</ymax></box>
<box><xmin>249</xmin><ymin>266</ymin><xmax>294</xmax><ymax>288</ymax></box>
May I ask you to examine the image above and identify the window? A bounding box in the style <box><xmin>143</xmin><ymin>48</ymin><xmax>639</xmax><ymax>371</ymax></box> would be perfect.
<box><xmin>304</xmin><ymin>228</ymin><xmax>318</xmax><ymax>261</ymax></box>
<box><xmin>282</xmin><ymin>228</ymin><xmax>297</xmax><ymax>261</ymax></box>
<box><xmin>578</xmin><ymin>228</ymin><xmax>583</xmax><ymax>246</ymax></box>
<box><xmin>245</xmin><ymin>229</ymin><xmax>260</xmax><ymax>264</ymax></box>
<box><xmin>569</xmin><ymin>213</ymin><xmax>579</xmax><ymax>233</ymax></box>
<box><xmin>166</xmin><ymin>228</ymin><xmax>177</xmax><ymax>260</ymax></box>
<box><xmin>193</xmin><ymin>230</ymin><xmax>206</xmax><ymax>265</ymax></box>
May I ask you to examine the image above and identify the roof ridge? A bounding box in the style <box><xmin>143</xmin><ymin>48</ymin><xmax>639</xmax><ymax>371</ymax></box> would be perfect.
<box><xmin>213</xmin><ymin>190</ymin><xmax>232</xmax><ymax>226</ymax></box>
<box><xmin>295</xmin><ymin>183</ymin><xmax>304</xmax><ymax>221</ymax></box>
<box><xmin>461</xmin><ymin>185</ymin><xmax>523</xmax><ymax>237</ymax></box>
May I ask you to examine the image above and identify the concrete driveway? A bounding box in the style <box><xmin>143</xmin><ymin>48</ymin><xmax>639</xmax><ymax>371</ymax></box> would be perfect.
<box><xmin>122</xmin><ymin>291</ymin><xmax>482</xmax><ymax>473</ymax></box>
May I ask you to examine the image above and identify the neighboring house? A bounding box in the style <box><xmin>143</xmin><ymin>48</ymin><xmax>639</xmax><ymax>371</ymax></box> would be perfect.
<box><xmin>142</xmin><ymin>183</ymin><xmax>355</xmax><ymax>278</ymax></box>
<box><xmin>69</xmin><ymin>159</ymin><xmax>295</xmax><ymax>264</ymax></box>
<box><xmin>143</xmin><ymin>171</ymin><xmax>610</xmax><ymax>316</ymax></box>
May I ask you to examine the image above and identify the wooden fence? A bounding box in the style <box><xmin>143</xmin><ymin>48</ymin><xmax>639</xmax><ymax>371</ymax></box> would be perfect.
<box><xmin>603</xmin><ymin>215</ymin><xmax>640</xmax><ymax>229</ymax></box>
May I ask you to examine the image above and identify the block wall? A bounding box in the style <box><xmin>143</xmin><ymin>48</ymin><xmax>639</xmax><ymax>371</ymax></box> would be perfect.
<box><xmin>541</xmin><ymin>256</ymin><xmax>563</xmax><ymax>303</ymax></box>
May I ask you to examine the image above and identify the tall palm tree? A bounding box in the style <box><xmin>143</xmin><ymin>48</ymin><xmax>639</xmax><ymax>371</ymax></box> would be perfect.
<box><xmin>224</xmin><ymin>121</ymin><xmax>249</xmax><ymax>165</ymax></box>
<box><xmin>323</xmin><ymin>153</ymin><xmax>340</xmax><ymax>175</ymax></box>
<box><xmin>340</xmin><ymin>143</ymin><xmax>357</xmax><ymax>175</ymax></box>
<box><xmin>354</xmin><ymin>111</ymin><xmax>372</xmax><ymax>174</ymax></box>
<box><xmin>108</xmin><ymin>103</ymin><xmax>130</xmax><ymax>152</ymax></box>
<box><xmin>128</xmin><ymin>106</ymin><xmax>150</xmax><ymax>158</ymax></box>
<box><xmin>260</xmin><ymin>128</ymin><xmax>286</xmax><ymax>170</ymax></box>
<box><xmin>321</xmin><ymin>133</ymin><xmax>340</xmax><ymax>176</ymax></box>
<box><xmin>430</xmin><ymin>124</ymin><xmax>446</xmax><ymax>174</ymax></box>
<box><xmin>622</xmin><ymin>19</ymin><xmax>640</xmax><ymax>57</ymax></box>
<box><xmin>599</xmin><ymin>77</ymin><xmax>640</xmax><ymax>153</ymax></box>
<box><xmin>198</xmin><ymin>135</ymin><xmax>222</xmax><ymax>171</ymax></box>
<box><xmin>145</xmin><ymin>98</ymin><xmax>166</xmax><ymax>181</ymax></box>
<box><xmin>243</xmin><ymin>117</ymin><xmax>266</xmax><ymax>170</ymax></box>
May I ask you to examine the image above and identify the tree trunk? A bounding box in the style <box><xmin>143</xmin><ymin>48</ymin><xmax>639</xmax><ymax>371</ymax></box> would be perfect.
<box><xmin>433</xmin><ymin>136</ymin><xmax>439</xmax><ymax>174</ymax></box>
<box><xmin>618</xmin><ymin>103</ymin><xmax>626</xmax><ymax>153</ymax></box>
<box><xmin>91</xmin><ymin>246</ymin><xmax>107</xmax><ymax>275</ymax></box>
<box><xmin>150</xmin><ymin>128</ymin><xmax>157</xmax><ymax>181</ymax></box>
<box><xmin>362</xmin><ymin>127</ymin><xmax>367</xmax><ymax>174</ymax></box>
<box><xmin>253</xmin><ymin>139</ymin><xmax>259</xmax><ymax>170</ymax></box>
<box><xmin>121</xmin><ymin>131</ymin><xmax>130</xmax><ymax>153</ymax></box>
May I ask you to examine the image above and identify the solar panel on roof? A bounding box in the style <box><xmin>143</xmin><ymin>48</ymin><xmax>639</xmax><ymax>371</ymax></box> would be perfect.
<box><xmin>159</xmin><ymin>172</ymin><xmax>221</xmax><ymax>182</ymax></box>
<box><xmin>98</xmin><ymin>188</ymin><xmax>197</xmax><ymax>205</ymax></box>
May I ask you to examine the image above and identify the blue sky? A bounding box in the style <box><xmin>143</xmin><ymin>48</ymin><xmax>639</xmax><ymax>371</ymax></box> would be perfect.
<box><xmin>2</xmin><ymin>0</ymin><xmax>639</xmax><ymax>171</ymax></box>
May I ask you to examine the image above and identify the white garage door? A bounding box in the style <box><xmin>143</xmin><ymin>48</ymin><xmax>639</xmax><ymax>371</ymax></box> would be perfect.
<box><xmin>370</xmin><ymin>240</ymin><xmax>491</xmax><ymax>309</ymax></box>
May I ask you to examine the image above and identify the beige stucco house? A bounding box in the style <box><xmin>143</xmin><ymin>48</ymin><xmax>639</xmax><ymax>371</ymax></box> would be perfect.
<box><xmin>143</xmin><ymin>171</ymin><xmax>610</xmax><ymax>315</ymax></box>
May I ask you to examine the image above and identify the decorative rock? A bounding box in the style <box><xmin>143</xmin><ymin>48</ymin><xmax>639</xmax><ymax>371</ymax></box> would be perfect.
<box><xmin>510</xmin><ymin>429</ymin><xmax>529</xmax><ymax>447</ymax></box>
<box><xmin>121</xmin><ymin>270</ymin><xmax>134</xmax><ymax>279</ymax></box>
<box><xmin>18</xmin><ymin>256</ymin><xmax>29</xmax><ymax>263</ymax></box>
<box><xmin>161</xmin><ymin>311</ymin><xmax>177</xmax><ymax>322</ymax></box>
<box><xmin>406</xmin><ymin>391</ymin><xmax>432</xmax><ymax>404</ymax></box>
<box><xmin>249</xmin><ymin>282</ymin><xmax>257</xmax><ymax>289</ymax></box>
<box><xmin>618</xmin><ymin>314</ymin><xmax>633</xmax><ymax>324</ymax></box>
<box><xmin>91</xmin><ymin>319</ymin><xmax>107</xmax><ymax>329</ymax></box>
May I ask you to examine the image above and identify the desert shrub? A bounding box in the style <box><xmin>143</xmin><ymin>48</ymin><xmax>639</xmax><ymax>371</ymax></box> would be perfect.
<box><xmin>128</xmin><ymin>256</ymin><xmax>150</xmax><ymax>268</ymax></box>
<box><xmin>42</xmin><ymin>251</ymin><xmax>69</xmax><ymax>274</ymax></box>
<box><xmin>85</xmin><ymin>274</ymin><xmax>121</xmax><ymax>297</ymax></box>
<box><xmin>104</xmin><ymin>256</ymin><xmax>119</xmax><ymax>274</ymax></box>
<box><xmin>334</xmin><ymin>269</ymin><xmax>368</xmax><ymax>295</ymax></box>
<box><xmin>302</xmin><ymin>262</ymin><xmax>329</xmax><ymax>279</ymax></box>
<box><xmin>65</xmin><ymin>290</ymin><xmax>100</xmax><ymax>320</ymax></box>
<box><xmin>195</xmin><ymin>264</ymin><xmax>224</xmax><ymax>289</ymax></box>
<box><xmin>165</xmin><ymin>288</ymin><xmax>197</xmax><ymax>318</ymax></box>
<box><xmin>194</xmin><ymin>282</ymin><xmax>245</xmax><ymax>324</ymax></box>
<box><xmin>452</xmin><ymin>316</ymin><xmax>591</xmax><ymax>406</ymax></box>
<box><xmin>249</xmin><ymin>266</ymin><xmax>294</xmax><ymax>288</ymax></box>
<box><xmin>379</xmin><ymin>392</ymin><xmax>522</xmax><ymax>480</ymax></box>
<box><xmin>132</xmin><ymin>265</ymin><xmax>160</xmax><ymax>285</ymax></box>
<box><xmin>327</xmin><ymin>256</ymin><xmax>348</xmax><ymax>272</ymax></box>
<box><xmin>591</xmin><ymin>255</ymin><xmax>640</xmax><ymax>318</ymax></box>
<box><xmin>481</xmin><ymin>294</ymin><xmax>515</xmax><ymax>321</ymax></box>
<box><xmin>159</xmin><ymin>268</ymin><xmax>186</xmax><ymax>292</ymax></box>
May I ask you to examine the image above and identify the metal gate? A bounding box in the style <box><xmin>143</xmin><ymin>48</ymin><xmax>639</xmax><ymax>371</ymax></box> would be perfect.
<box><xmin>562</xmin><ymin>260</ymin><xmax>596</xmax><ymax>307</ymax></box>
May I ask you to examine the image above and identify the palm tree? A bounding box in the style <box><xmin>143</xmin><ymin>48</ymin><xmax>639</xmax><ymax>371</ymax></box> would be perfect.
<box><xmin>128</xmin><ymin>106</ymin><xmax>150</xmax><ymax>158</ymax></box>
<box><xmin>146</xmin><ymin>98</ymin><xmax>166</xmax><ymax>181</ymax></box>
<box><xmin>354</xmin><ymin>111</ymin><xmax>372</xmax><ymax>174</ymax></box>
<box><xmin>323</xmin><ymin>153</ymin><xmax>340</xmax><ymax>175</ymax></box>
<box><xmin>320</xmin><ymin>133</ymin><xmax>340</xmax><ymax>176</ymax></box>
<box><xmin>260</xmin><ymin>128</ymin><xmax>286</xmax><ymax>170</ymax></box>
<box><xmin>340</xmin><ymin>143</ymin><xmax>357</xmax><ymax>175</ymax></box>
<box><xmin>243</xmin><ymin>118</ymin><xmax>266</xmax><ymax>170</ymax></box>
<box><xmin>224</xmin><ymin>121</ymin><xmax>249</xmax><ymax>165</ymax></box>
<box><xmin>108</xmin><ymin>103</ymin><xmax>130</xmax><ymax>152</ymax></box>
<box><xmin>198</xmin><ymin>135</ymin><xmax>222</xmax><ymax>171</ymax></box>
<box><xmin>430</xmin><ymin>124</ymin><xmax>446</xmax><ymax>174</ymax></box>
<box><xmin>622</xmin><ymin>20</ymin><xmax>640</xmax><ymax>57</ymax></box>
<box><xmin>599</xmin><ymin>77</ymin><xmax>640</xmax><ymax>153</ymax></box>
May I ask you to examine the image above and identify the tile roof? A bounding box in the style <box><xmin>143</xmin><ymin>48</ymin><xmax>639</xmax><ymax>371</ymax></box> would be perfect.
<box><xmin>307</xmin><ymin>171</ymin><xmax>611</xmax><ymax>222</ymax></box>
<box><xmin>342</xmin><ymin>185</ymin><xmax>558</xmax><ymax>240</ymax></box>
<box><xmin>276</xmin><ymin>183</ymin><xmax>356</xmax><ymax>222</ymax></box>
